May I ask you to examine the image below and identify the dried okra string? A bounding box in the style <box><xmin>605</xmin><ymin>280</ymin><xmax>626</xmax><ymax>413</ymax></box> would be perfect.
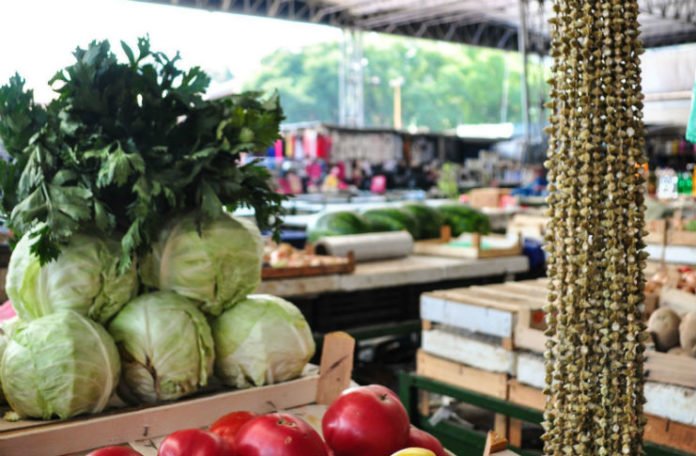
<box><xmin>542</xmin><ymin>0</ymin><xmax>648</xmax><ymax>455</ymax></box>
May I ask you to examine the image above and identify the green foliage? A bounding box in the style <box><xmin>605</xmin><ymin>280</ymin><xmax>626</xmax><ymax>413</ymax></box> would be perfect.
<box><xmin>245</xmin><ymin>35</ymin><xmax>547</xmax><ymax>131</ymax></box>
<box><xmin>437</xmin><ymin>162</ymin><xmax>461</xmax><ymax>200</ymax></box>
<box><xmin>0</xmin><ymin>37</ymin><xmax>286</xmax><ymax>270</ymax></box>
<box><xmin>246</xmin><ymin>44</ymin><xmax>341</xmax><ymax>124</ymax></box>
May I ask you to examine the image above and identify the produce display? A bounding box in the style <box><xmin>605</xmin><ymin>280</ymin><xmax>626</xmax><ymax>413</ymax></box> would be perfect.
<box><xmin>647</xmin><ymin>307</ymin><xmax>681</xmax><ymax>352</ymax></box>
<box><xmin>140</xmin><ymin>213</ymin><xmax>264</xmax><ymax>316</ymax></box>
<box><xmin>0</xmin><ymin>35</ymin><xmax>449</xmax><ymax>456</ymax></box>
<box><xmin>159</xmin><ymin>429</ymin><xmax>234</xmax><ymax>456</ymax></box>
<box><xmin>264</xmin><ymin>242</ymin><xmax>350</xmax><ymax>269</ymax></box>
<box><xmin>108</xmin><ymin>291</ymin><xmax>215</xmax><ymax>403</ymax></box>
<box><xmin>308</xmin><ymin>211</ymin><xmax>373</xmax><ymax>242</ymax></box>
<box><xmin>84</xmin><ymin>385</ymin><xmax>446</xmax><ymax>456</ymax></box>
<box><xmin>0</xmin><ymin>37</ymin><xmax>310</xmax><ymax>423</ymax></box>
<box><xmin>2</xmin><ymin>311</ymin><xmax>120</xmax><ymax>419</ymax></box>
<box><xmin>7</xmin><ymin>229</ymin><xmax>137</xmax><ymax>324</ymax></box>
<box><xmin>308</xmin><ymin>204</ymin><xmax>490</xmax><ymax>242</ymax></box>
<box><xmin>646</xmin><ymin>266</ymin><xmax>696</xmax><ymax>294</ymax></box>
<box><xmin>212</xmin><ymin>295</ymin><xmax>315</xmax><ymax>388</ymax></box>
<box><xmin>363</xmin><ymin>208</ymin><xmax>421</xmax><ymax>239</ymax></box>
<box><xmin>0</xmin><ymin>39</ymin><xmax>285</xmax><ymax>270</ymax></box>
<box><xmin>543</xmin><ymin>0</ymin><xmax>647</xmax><ymax>454</ymax></box>
<box><xmin>402</xmin><ymin>204</ymin><xmax>445</xmax><ymax>240</ymax></box>
<box><xmin>436</xmin><ymin>205</ymin><xmax>490</xmax><ymax>237</ymax></box>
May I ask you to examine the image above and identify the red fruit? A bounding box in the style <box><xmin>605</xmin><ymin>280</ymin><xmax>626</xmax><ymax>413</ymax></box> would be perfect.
<box><xmin>210</xmin><ymin>411</ymin><xmax>257</xmax><ymax>447</ymax></box>
<box><xmin>322</xmin><ymin>384</ymin><xmax>410</xmax><ymax>456</ymax></box>
<box><xmin>158</xmin><ymin>429</ymin><xmax>233</xmax><ymax>456</ymax></box>
<box><xmin>87</xmin><ymin>447</ymin><xmax>142</xmax><ymax>456</ymax></box>
<box><xmin>234</xmin><ymin>413</ymin><xmax>328</xmax><ymax>456</ymax></box>
<box><xmin>407</xmin><ymin>426</ymin><xmax>446</xmax><ymax>456</ymax></box>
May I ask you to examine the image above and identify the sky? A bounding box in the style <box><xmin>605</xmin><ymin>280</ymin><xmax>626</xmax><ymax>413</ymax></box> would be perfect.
<box><xmin>0</xmin><ymin>0</ymin><xmax>341</xmax><ymax>102</ymax></box>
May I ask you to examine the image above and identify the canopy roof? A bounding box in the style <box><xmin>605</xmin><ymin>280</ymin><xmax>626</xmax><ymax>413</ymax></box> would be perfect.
<box><xmin>144</xmin><ymin>0</ymin><xmax>696</xmax><ymax>51</ymax></box>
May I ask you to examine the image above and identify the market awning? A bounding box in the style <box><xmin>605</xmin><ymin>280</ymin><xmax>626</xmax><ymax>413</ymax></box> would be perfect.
<box><xmin>141</xmin><ymin>0</ymin><xmax>696</xmax><ymax>51</ymax></box>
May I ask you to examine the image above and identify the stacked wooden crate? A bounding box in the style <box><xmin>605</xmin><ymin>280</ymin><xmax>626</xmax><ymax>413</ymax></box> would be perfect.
<box><xmin>418</xmin><ymin>281</ymin><xmax>545</xmax><ymax>437</ymax></box>
<box><xmin>418</xmin><ymin>279</ymin><xmax>696</xmax><ymax>454</ymax></box>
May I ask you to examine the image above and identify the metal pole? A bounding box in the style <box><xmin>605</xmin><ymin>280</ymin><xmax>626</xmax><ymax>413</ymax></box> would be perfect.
<box><xmin>393</xmin><ymin>84</ymin><xmax>402</xmax><ymax>130</ymax></box>
<box><xmin>518</xmin><ymin>0</ymin><xmax>531</xmax><ymax>155</ymax></box>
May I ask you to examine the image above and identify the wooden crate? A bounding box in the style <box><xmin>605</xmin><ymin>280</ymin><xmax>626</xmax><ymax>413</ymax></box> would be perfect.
<box><xmin>645</xmin><ymin>219</ymin><xmax>668</xmax><ymax>245</ymax></box>
<box><xmin>668</xmin><ymin>217</ymin><xmax>696</xmax><ymax>247</ymax></box>
<box><xmin>507</xmin><ymin>214</ymin><xmax>549</xmax><ymax>241</ymax></box>
<box><xmin>508</xmin><ymin>380</ymin><xmax>545</xmax><ymax>411</ymax></box>
<box><xmin>262</xmin><ymin>252</ymin><xmax>355</xmax><ymax>280</ymax></box>
<box><xmin>421</xmin><ymin>280</ymin><xmax>544</xmax><ymax>346</ymax></box>
<box><xmin>421</xmin><ymin>322</ymin><xmax>517</xmax><ymax>375</ymax></box>
<box><xmin>0</xmin><ymin>332</ymin><xmax>356</xmax><ymax>456</ymax></box>
<box><xmin>469</xmin><ymin>188</ymin><xmax>510</xmax><ymax>209</ymax></box>
<box><xmin>414</xmin><ymin>226</ymin><xmax>523</xmax><ymax>259</ymax></box>
<box><xmin>645</xmin><ymin>414</ymin><xmax>696</xmax><ymax>454</ymax></box>
<box><xmin>417</xmin><ymin>350</ymin><xmax>510</xmax><ymax>442</ymax></box>
<box><xmin>417</xmin><ymin>350</ymin><xmax>508</xmax><ymax>400</ymax></box>
<box><xmin>508</xmin><ymin>380</ymin><xmax>696</xmax><ymax>454</ymax></box>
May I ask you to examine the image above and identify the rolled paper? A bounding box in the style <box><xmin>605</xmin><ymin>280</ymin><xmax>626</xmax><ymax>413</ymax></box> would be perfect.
<box><xmin>314</xmin><ymin>231</ymin><xmax>413</xmax><ymax>262</ymax></box>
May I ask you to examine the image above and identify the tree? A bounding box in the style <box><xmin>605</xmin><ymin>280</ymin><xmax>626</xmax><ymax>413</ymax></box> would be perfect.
<box><xmin>244</xmin><ymin>34</ymin><xmax>547</xmax><ymax>132</ymax></box>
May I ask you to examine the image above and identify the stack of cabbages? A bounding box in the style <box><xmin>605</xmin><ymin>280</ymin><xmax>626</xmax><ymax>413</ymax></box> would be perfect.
<box><xmin>0</xmin><ymin>213</ymin><xmax>315</xmax><ymax>419</ymax></box>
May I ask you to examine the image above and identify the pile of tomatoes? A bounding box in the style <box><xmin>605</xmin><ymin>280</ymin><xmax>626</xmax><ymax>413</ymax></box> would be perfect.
<box><xmin>87</xmin><ymin>385</ymin><xmax>446</xmax><ymax>456</ymax></box>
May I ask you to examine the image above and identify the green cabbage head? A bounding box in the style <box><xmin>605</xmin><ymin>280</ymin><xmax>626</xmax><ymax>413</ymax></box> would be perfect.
<box><xmin>212</xmin><ymin>294</ymin><xmax>315</xmax><ymax>388</ymax></box>
<box><xmin>6</xmin><ymin>230</ymin><xmax>138</xmax><ymax>324</ymax></box>
<box><xmin>0</xmin><ymin>318</ymin><xmax>18</xmax><ymax>404</ymax></box>
<box><xmin>140</xmin><ymin>213</ymin><xmax>263</xmax><ymax>316</ymax></box>
<box><xmin>1</xmin><ymin>311</ymin><xmax>120</xmax><ymax>419</ymax></box>
<box><xmin>108</xmin><ymin>291</ymin><xmax>215</xmax><ymax>403</ymax></box>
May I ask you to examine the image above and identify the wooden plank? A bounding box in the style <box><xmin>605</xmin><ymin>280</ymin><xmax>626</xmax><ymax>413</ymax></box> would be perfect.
<box><xmin>645</xmin><ymin>219</ymin><xmax>668</xmax><ymax>245</ymax></box>
<box><xmin>417</xmin><ymin>350</ymin><xmax>508</xmax><ymax>400</ymax></box>
<box><xmin>420</xmin><ymin>294</ymin><xmax>515</xmax><ymax>338</ymax></box>
<box><xmin>514</xmin><ymin>307</ymin><xmax>547</xmax><ymax>354</ymax></box>
<box><xmin>508</xmin><ymin>419</ymin><xmax>523</xmax><ymax>448</ymax></box>
<box><xmin>645</xmin><ymin>415</ymin><xmax>696</xmax><ymax>454</ymax></box>
<box><xmin>262</xmin><ymin>253</ymin><xmax>355</xmax><ymax>280</ymax></box>
<box><xmin>499</xmin><ymin>282</ymin><xmax>548</xmax><ymax>300</ymax></box>
<box><xmin>516</xmin><ymin>353</ymin><xmax>545</xmax><ymax>390</ymax></box>
<box><xmin>422</xmin><ymin>329</ymin><xmax>517</xmax><ymax>375</ymax></box>
<box><xmin>316</xmin><ymin>332</ymin><xmax>355</xmax><ymax>405</ymax></box>
<box><xmin>645</xmin><ymin>351</ymin><xmax>696</xmax><ymax>389</ymax></box>
<box><xmin>483</xmin><ymin>430</ymin><xmax>509</xmax><ymax>455</ymax></box>
<box><xmin>0</xmin><ymin>374</ymin><xmax>320</xmax><ymax>456</ymax></box>
<box><xmin>644</xmin><ymin>381</ymin><xmax>696</xmax><ymax>426</ymax></box>
<box><xmin>670</xmin><ymin>229</ymin><xmax>696</xmax><ymax>247</ymax></box>
<box><xmin>507</xmin><ymin>381</ymin><xmax>696</xmax><ymax>454</ymax></box>
<box><xmin>494</xmin><ymin>414</ymin><xmax>509</xmax><ymax>442</ymax></box>
<box><xmin>507</xmin><ymin>380</ymin><xmax>544</xmax><ymax>411</ymax></box>
<box><xmin>414</xmin><ymin>233</ymin><xmax>522</xmax><ymax>259</ymax></box>
<box><xmin>427</xmin><ymin>289</ymin><xmax>529</xmax><ymax>313</ymax></box>
<box><xmin>467</xmin><ymin>286</ymin><xmax>542</xmax><ymax>308</ymax></box>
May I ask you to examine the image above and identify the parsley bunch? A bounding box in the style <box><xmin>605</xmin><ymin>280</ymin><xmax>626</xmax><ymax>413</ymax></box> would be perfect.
<box><xmin>0</xmin><ymin>37</ymin><xmax>285</xmax><ymax>270</ymax></box>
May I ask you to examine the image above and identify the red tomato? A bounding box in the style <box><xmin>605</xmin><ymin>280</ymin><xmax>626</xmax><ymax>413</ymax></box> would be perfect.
<box><xmin>322</xmin><ymin>384</ymin><xmax>410</xmax><ymax>456</ymax></box>
<box><xmin>407</xmin><ymin>426</ymin><xmax>447</xmax><ymax>456</ymax></box>
<box><xmin>158</xmin><ymin>429</ymin><xmax>233</xmax><ymax>456</ymax></box>
<box><xmin>87</xmin><ymin>447</ymin><xmax>142</xmax><ymax>456</ymax></box>
<box><xmin>234</xmin><ymin>413</ymin><xmax>329</xmax><ymax>456</ymax></box>
<box><xmin>210</xmin><ymin>411</ymin><xmax>256</xmax><ymax>447</ymax></box>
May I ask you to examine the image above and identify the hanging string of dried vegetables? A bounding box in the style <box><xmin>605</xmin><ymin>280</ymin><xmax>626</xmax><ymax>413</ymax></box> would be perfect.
<box><xmin>542</xmin><ymin>0</ymin><xmax>648</xmax><ymax>454</ymax></box>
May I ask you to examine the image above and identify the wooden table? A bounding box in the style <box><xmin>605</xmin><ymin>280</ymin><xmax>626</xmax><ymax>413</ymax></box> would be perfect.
<box><xmin>257</xmin><ymin>254</ymin><xmax>530</xmax><ymax>336</ymax></box>
<box><xmin>258</xmin><ymin>254</ymin><xmax>529</xmax><ymax>298</ymax></box>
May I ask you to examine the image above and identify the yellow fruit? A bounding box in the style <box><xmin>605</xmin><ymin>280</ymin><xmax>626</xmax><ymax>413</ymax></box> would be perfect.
<box><xmin>390</xmin><ymin>448</ymin><xmax>436</xmax><ymax>456</ymax></box>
